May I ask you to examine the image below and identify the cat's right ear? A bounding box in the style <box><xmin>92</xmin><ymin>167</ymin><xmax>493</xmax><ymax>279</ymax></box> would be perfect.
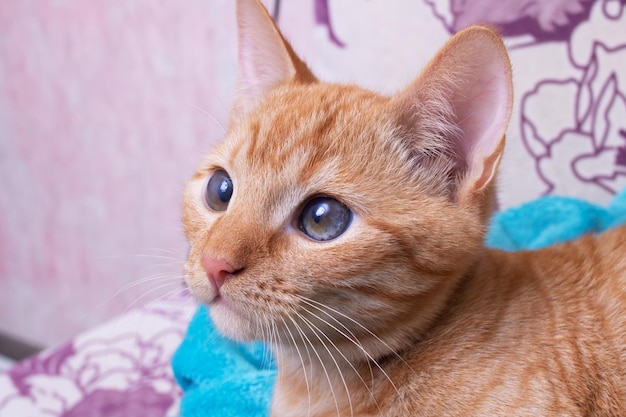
<box><xmin>390</xmin><ymin>26</ymin><xmax>513</xmax><ymax>212</ymax></box>
<box><xmin>231</xmin><ymin>0</ymin><xmax>316</xmax><ymax>124</ymax></box>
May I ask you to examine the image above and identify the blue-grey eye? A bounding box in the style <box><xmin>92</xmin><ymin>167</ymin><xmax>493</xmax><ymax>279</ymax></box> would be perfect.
<box><xmin>300</xmin><ymin>197</ymin><xmax>352</xmax><ymax>241</ymax></box>
<box><xmin>205</xmin><ymin>170</ymin><xmax>233</xmax><ymax>211</ymax></box>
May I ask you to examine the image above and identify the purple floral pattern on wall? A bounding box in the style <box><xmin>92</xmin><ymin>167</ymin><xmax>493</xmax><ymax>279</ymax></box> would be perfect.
<box><xmin>425</xmin><ymin>0</ymin><xmax>626</xmax><ymax>199</ymax></box>
<box><xmin>273</xmin><ymin>0</ymin><xmax>345</xmax><ymax>47</ymax></box>
<box><xmin>314</xmin><ymin>0</ymin><xmax>346</xmax><ymax>47</ymax></box>
<box><xmin>426</xmin><ymin>0</ymin><xmax>598</xmax><ymax>42</ymax></box>
<box><xmin>520</xmin><ymin>1</ymin><xmax>626</xmax><ymax>197</ymax></box>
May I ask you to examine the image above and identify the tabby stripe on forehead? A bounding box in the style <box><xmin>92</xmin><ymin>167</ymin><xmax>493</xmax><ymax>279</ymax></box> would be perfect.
<box><xmin>288</xmin><ymin>114</ymin><xmax>342</xmax><ymax>185</ymax></box>
<box><xmin>244</xmin><ymin>113</ymin><xmax>342</xmax><ymax>182</ymax></box>
<box><xmin>243</xmin><ymin>119</ymin><xmax>261</xmax><ymax>163</ymax></box>
<box><xmin>297</xmin><ymin>146</ymin><xmax>330</xmax><ymax>186</ymax></box>
<box><xmin>227</xmin><ymin>136</ymin><xmax>245</xmax><ymax>170</ymax></box>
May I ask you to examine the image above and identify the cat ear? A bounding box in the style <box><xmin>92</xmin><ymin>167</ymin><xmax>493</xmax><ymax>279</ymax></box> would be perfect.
<box><xmin>390</xmin><ymin>26</ymin><xmax>512</xmax><ymax>203</ymax></box>
<box><xmin>232</xmin><ymin>0</ymin><xmax>316</xmax><ymax>122</ymax></box>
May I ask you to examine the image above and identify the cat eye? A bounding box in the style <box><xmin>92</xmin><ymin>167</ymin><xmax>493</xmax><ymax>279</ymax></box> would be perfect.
<box><xmin>299</xmin><ymin>196</ymin><xmax>352</xmax><ymax>241</ymax></box>
<box><xmin>205</xmin><ymin>170</ymin><xmax>233</xmax><ymax>212</ymax></box>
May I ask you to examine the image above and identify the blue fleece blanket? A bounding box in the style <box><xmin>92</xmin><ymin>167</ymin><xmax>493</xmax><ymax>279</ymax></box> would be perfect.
<box><xmin>172</xmin><ymin>189</ymin><xmax>626</xmax><ymax>416</ymax></box>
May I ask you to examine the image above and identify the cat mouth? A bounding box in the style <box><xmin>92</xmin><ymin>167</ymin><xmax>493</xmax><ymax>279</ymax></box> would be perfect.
<box><xmin>210</xmin><ymin>293</ymin><xmax>241</xmax><ymax>316</ymax></box>
<box><xmin>210</xmin><ymin>293</ymin><xmax>226</xmax><ymax>307</ymax></box>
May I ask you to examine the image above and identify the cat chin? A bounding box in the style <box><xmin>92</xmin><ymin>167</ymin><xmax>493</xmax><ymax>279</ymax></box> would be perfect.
<box><xmin>209</xmin><ymin>299</ymin><xmax>257</xmax><ymax>342</ymax></box>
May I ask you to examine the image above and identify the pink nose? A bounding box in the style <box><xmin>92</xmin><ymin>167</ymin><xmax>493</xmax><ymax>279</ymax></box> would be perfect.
<box><xmin>201</xmin><ymin>256</ymin><xmax>238</xmax><ymax>292</ymax></box>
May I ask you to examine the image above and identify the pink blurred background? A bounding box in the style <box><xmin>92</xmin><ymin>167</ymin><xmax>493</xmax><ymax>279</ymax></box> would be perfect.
<box><xmin>0</xmin><ymin>0</ymin><xmax>238</xmax><ymax>346</ymax></box>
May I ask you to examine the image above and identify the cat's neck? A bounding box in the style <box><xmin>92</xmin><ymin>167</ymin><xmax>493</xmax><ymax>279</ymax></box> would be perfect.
<box><xmin>271</xmin><ymin>347</ymin><xmax>389</xmax><ymax>417</ymax></box>
<box><xmin>269</xmin><ymin>248</ymin><xmax>494</xmax><ymax>415</ymax></box>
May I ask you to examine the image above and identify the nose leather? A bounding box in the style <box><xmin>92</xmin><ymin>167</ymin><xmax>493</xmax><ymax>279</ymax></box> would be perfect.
<box><xmin>202</xmin><ymin>256</ymin><xmax>238</xmax><ymax>292</ymax></box>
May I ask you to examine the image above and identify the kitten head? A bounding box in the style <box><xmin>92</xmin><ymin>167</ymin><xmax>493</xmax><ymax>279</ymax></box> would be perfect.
<box><xmin>183</xmin><ymin>0</ymin><xmax>512</xmax><ymax>359</ymax></box>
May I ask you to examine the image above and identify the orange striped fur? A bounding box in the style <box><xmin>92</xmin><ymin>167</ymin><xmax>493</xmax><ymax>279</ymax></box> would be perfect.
<box><xmin>182</xmin><ymin>0</ymin><xmax>626</xmax><ymax>415</ymax></box>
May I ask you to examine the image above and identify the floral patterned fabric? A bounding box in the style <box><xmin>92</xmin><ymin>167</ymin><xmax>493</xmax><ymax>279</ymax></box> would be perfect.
<box><xmin>0</xmin><ymin>293</ymin><xmax>196</xmax><ymax>417</ymax></box>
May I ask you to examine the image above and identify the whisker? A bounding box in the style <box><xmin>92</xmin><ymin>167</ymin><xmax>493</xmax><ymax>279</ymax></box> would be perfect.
<box><xmin>139</xmin><ymin>247</ymin><xmax>178</xmax><ymax>255</ymax></box>
<box><xmin>191</xmin><ymin>104</ymin><xmax>227</xmax><ymax>134</ymax></box>
<box><xmin>297</xmin><ymin>296</ymin><xmax>376</xmax><ymax>384</ymax></box>
<box><xmin>82</xmin><ymin>272</ymin><xmax>183</xmax><ymax>320</ymax></box>
<box><xmin>286</xmin><ymin>314</ymin><xmax>316</xmax><ymax>417</ymax></box>
<box><xmin>267</xmin><ymin>318</ymin><xmax>278</xmax><ymax>365</ymax></box>
<box><xmin>97</xmin><ymin>253</ymin><xmax>183</xmax><ymax>263</ymax></box>
<box><xmin>286</xmin><ymin>314</ymin><xmax>342</xmax><ymax>417</ymax></box>
<box><xmin>302</xmin><ymin>296</ymin><xmax>415</xmax><ymax>372</ymax></box>
<box><xmin>124</xmin><ymin>271</ymin><xmax>183</xmax><ymax>289</ymax></box>
<box><xmin>255</xmin><ymin>315</ymin><xmax>271</xmax><ymax>369</ymax></box>
<box><xmin>105</xmin><ymin>284</ymin><xmax>188</xmax><ymax>342</ymax></box>
<box><xmin>278</xmin><ymin>316</ymin><xmax>313</xmax><ymax>417</ymax></box>
<box><xmin>292</xmin><ymin>310</ymin><xmax>354</xmax><ymax>417</ymax></box>
<box><xmin>298</xmin><ymin>304</ymin><xmax>382</xmax><ymax>414</ymax></box>
<box><xmin>299</xmin><ymin>296</ymin><xmax>411</xmax><ymax>414</ymax></box>
<box><xmin>121</xmin><ymin>277</ymin><xmax>185</xmax><ymax>314</ymax></box>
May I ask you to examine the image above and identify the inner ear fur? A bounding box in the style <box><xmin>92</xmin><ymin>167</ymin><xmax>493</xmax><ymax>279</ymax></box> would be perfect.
<box><xmin>390</xmin><ymin>26</ymin><xmax>513</xmax><ymax>208</ymax></box>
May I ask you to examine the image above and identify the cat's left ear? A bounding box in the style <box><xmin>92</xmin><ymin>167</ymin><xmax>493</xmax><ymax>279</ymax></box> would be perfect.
<box><xmin>231</xmin><ymin>0</ymin><xmax>316</xmax><ymax>123</ymax></box>
<box><xmin>391</xmin><ymin>26</ymin><xmax>513</xmax><ymax>204</ymax></box>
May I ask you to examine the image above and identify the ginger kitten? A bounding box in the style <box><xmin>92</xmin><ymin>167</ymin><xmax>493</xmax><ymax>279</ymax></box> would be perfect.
<box><xmin>182</xmin><ymin>0</ymin><xmax>626</xmax><ymax>415</ymax></box>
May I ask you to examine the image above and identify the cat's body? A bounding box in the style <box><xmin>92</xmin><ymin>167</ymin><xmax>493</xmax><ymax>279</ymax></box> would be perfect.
<box><xmin>271</xmin><ymin>228</ymin><xmax>626</xmax><ymax>417</ymax></box>
<box><xmin>182</xmin><ymin>0</ymin><xmax>626</xmax><ymax>415</ymax></box>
